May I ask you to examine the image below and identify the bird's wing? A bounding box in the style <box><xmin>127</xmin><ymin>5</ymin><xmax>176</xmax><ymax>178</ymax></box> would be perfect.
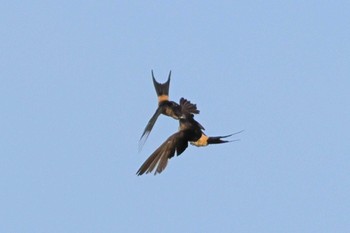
<box><xmin>179</xmin><ymin>98</ymin><xmax>205</xmax><ymax>130</ymax></box>
<box><xmin>136</xmin><ymin>131</ymin><xmax>188</xmax><ymax>175</ymax></box>
<box><xmin>179</xmin><ymin>97</ymin><xmax>200</xmax><ymax>115</ymax></box>
<box><xmin>138</xmin><ymin>107</ymin><xmax>162</xmax><ymax>151</ymax></box>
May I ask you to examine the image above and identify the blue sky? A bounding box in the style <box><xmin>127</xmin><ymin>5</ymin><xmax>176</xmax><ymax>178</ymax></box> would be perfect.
<box><xmin>1</xmin><ymin>1</ymin><xmax>349</xmax><ymax>232</ymax></box>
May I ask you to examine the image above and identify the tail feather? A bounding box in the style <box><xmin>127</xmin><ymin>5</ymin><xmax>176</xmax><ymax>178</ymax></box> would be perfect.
<box><xmin>207</xmin><ymin>130</ymin><xmax>244</xmax><ymax>144</ymax></box>
<box><xmin>152</xmin><ymin>70</ymin><xmax>171</xmax><ymax>101</ymax></box>
<box><xmin>207</xmin><ymin>135</ymin><xmax>232</xmax><ymax>144</ymax></box>
<box><xmin>191</xmin><ymin>130</ymin><xmax>243</xmax><ymax>147</ymax></box>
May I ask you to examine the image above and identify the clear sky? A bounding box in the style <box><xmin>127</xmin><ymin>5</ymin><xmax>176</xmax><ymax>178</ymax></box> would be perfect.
<box><xmin>1</xmin><ymin>1</ymin><xmax>349</xmax><ymax>232</ymax></box>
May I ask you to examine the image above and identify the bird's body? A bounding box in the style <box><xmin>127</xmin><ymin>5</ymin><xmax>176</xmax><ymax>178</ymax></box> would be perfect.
<box><xmin>137</xmin><ymin>70</ymin><xmax>240</xmax><ymax>175</ymax></box>
<box><xmin>136</xmin><ymin>111</ymin><xmax>201</xmax><ymax>175</ymax></box>
<box><xmin>139</xmin><ymin>71</ymin><xmax>199</xmax><ymax>150</ymax></box>
<box><xmin>136</xmin><ymin>98</ymin><xmax>232</xmax><ymax>175</ymax></box>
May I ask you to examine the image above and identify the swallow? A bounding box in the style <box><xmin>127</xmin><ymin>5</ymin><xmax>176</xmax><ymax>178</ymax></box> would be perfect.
<box><xmin>139</xmin><ymin>70</ymin><xmax>199</xmax><ymax>150</ymax></box>
<box><xmin>136</xmin><ymin>98</ymin><xmax>237</xmax><ymax>175</ymax></box>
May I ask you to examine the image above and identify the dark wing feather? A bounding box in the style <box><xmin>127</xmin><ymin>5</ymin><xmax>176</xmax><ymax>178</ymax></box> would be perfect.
<box><xmin>136</xmin><ymin>131</ymin><xmax>188</xmax><ymax>175</ymax></box>
<box><xmin>179</xmin><ymin>98</ymin><xmax>205</xmax><ymax>130</ymax></box>
<box><xmin>179</xmin><ymin>97</ymin><xmax>200</xmax><ymax>115</ymax></box>
<box><xmin>138</xmin><ymin>107</ymin><xmax>162</xmax><ymax>151</ymax></box>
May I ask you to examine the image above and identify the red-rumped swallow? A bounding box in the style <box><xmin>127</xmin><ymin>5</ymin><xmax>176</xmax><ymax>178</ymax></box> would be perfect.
<box><xmin>136</xmin><ymin>98</ymin><xmax>239</xmax><ymax>175</ymax></box>
<box><xmin>139</xmin><ymin>70</ymin><xmax>199</xmax><ymax>150</ymax></box>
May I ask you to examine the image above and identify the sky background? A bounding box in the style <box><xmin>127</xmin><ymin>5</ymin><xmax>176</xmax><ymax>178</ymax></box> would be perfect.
<box><xmin>1</xmin><ymin>1</ymin><xmax>349</xmax><ymax>232</ymax></box>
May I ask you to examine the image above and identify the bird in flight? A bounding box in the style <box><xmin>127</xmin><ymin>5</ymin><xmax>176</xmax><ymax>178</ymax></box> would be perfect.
<box><xmin>138</xmin><ymin>70</ymin><xmax>199</xmax><ymax>150</ymax></box>
<box><xmin>137</xmin><ymin>98</ymin><xmax>237</xmax><ymax>175</ymax></box>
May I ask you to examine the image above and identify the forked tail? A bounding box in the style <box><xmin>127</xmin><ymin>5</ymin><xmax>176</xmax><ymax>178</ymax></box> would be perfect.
<box><xmin>191</xmin><ymin>130</ymin><xmax>244</xmax><ymax>147</ymax></box>
<box><xmin>152</xmin><ymin>70</ymin><xmax>171</xmax><ymax>103</ymax></box>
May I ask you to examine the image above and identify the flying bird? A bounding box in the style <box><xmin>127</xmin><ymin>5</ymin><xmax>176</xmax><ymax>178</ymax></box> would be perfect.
<box><xmin>139</xmin><ymin>70</ymin><xmax>199</xmax><ymax>150</ymax></box>
<box><xmin>136</xmin><ymin>98</ymin><xmax>236</xmax><ymax>176</ymax></box>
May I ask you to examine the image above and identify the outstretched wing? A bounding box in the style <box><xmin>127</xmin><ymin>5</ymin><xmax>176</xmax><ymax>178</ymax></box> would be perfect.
<box><xmin>179</xmin><ymin>97</ymin><xmax>200</xmax><ymax>115</ymax></box>
<box><xmin>179</xmin><ymin>98</ymin><xmax>205</xmax><ymax>130</ymax></box>
<box><xmin>136</xmin><ymin>131</ymin><xmax>188</xmax><ymax>175</ymax></box>
<box><xmin>138</xmin><ymin>107</ymin><xmax>162</xmax><ymax>151</ymax></box>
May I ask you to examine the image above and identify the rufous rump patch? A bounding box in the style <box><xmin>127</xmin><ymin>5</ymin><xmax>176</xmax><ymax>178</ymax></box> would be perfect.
<box><xmin>158</xmin><ymin>95</ymin><xmax>168</xmax><ymax>102</ymax></box>
<box><xmin>191</xmin><ymin>133</ymin><xmax>208</xmax><ymax>147</ymax></box>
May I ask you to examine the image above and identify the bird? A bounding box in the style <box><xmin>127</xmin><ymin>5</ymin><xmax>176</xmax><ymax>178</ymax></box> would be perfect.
<box><xmin>139</xmin><ymin>70</ymin><xmax>199</xmax><ymax>150</ymax></box>
<box><xmin>136</xmin><ymin>98</ymin><xmax>236</xmax><ymax>175</ymax></box>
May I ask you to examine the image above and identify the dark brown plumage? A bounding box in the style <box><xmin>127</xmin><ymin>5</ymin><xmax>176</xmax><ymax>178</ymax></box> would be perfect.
<box><xmin>139</xmin><ymin>71</ymin><xmax>199</xmax><ymax>150</ymax></box>
<box><xmin>136</xmin><ymin>98</ymin><xmax>234</xmax><ymax>175</ymax></box>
